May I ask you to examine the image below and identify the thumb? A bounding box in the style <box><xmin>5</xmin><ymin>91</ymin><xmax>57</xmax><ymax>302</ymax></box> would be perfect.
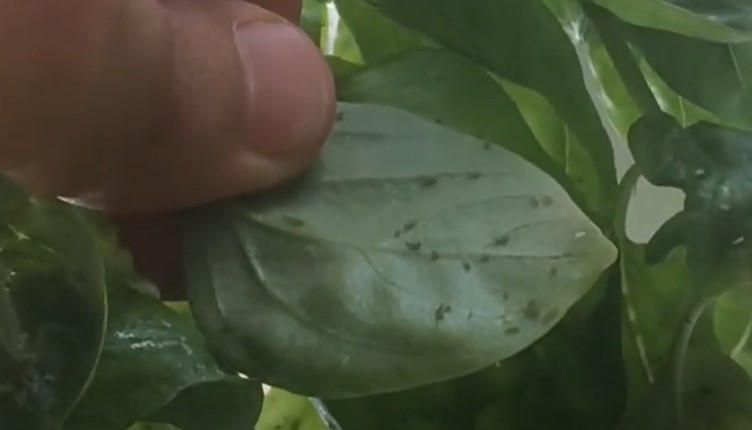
<box><xmin>0</xmin><ymin>0</ymin><xmax>335</xmax><ymax>213</ymax></box>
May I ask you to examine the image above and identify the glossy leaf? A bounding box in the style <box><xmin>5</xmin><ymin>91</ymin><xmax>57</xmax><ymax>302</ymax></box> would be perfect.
<box><xmin>625</xmin><ymin>24</ymin><xmax>752</xmax><ymax>129</ymax></box>
<box><xmin>333</xmin><ymin>0</ymin><xmax>423</xmax><ymax>63</ymax></box>
<box><xmin>590</xmin><ymin>0</ymin><xmax>752</xmax><ymax>42</ymax></box>
<box><xmin>183</xmin><ymin>102</ymin><xmax>617</xmax><ymax>398</ymax></box>
<box><xmin>336</xmin><ymin>48</ymin><xmax>594</xmax><ymax>215</ymax></box>
<box><xmin>65</xmin><ymin>284</ymin><xmax>262</xmax><ymax>430</ymax></box>
<box><xmin>0</xmin><ymin>177</ymin><xmax>107</xmax><ymax>430</ymax></box>
<box><xmin>362</xmin><ymin>0</ymin><xmax>617</xmax><ymax>209</ymax></box>
<box><xmin>628</xmin><ymin>115</ymin><xmax>752</xmax><ymax>287</ymax></box>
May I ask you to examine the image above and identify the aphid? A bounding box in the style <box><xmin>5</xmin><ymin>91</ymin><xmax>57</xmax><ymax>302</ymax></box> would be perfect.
<box><xmin>522</xmin><ymin>299</ymin><xmax>541</xmax><ymax>320</ymax></box>
<box><xmin>540</xmin><ymin>196</ymin><xmax>554</xmax><ymax>207</ymax></box>
<box><xmin>434</xmin><ymin>303</ymin><xmax>452</xmax><ymax>322</ymax></box>
<box><xmin>483</xmin><ymin>141</ymin><xmax>492</xmax><ymax>150</ymax></box>
<box><xmin>505</xmin><ymin>326</ymin><xmax>520</xmax><ymax>335</ymax></box>
<box><xmin>405</xmin><ymin>241</ymin><xmax>422</xmax><ymax>251</ymax></box>
<box><xmin>530</xmin><ymin>197</ymin><xmax>540</xmax><ymax>209</ymax></box>
<box><xmin>336</xmin><ymin>111</ymin><xmax>345</xmax><ymax>121</ymax></box>
<box><xmin>466</xmin><ymin>172</ymin><xmax>482</xmax><ymax>180</ymax></box>
<box><xmin>280</xmin><ymin>215</ymin><xmax>305</xmax><ymax>228</ymax></box>
<box><xmin>462</xmin><ymin>261</ymin><xmax>471</xmax><ymax>272</ymax></box>
<box><xmin>491</xmin><ymin>235</ymin><xmax>510</xmax><ymax>247</ymax></box>
<box><xmin>418</xmin><ymin>176</ymin><xmax>438</xmax><ymax>189</ymax></box>
<box><xmin>430</xmin><ymin>250</ymin><xmax>440</xmax><ymax>261</ymax></box>
<box><xmin>479</xmin><ymin>255</ymin><xmax>490</xmax><ymax>263</ymax></box>
<box><xmin>403</xmin><ymin>220</ymin><xmax>418</xmax><ymax>233</ymax></box>
<box><xmin>549</xmin><ymin>266</ymin><xmax>558</xmax><ymax>277</ymax></box>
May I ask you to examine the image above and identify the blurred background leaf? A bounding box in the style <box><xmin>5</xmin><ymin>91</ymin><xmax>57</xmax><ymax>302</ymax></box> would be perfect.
<box><xmin>0</xmin><ymin>176</ymin><xmax>107</xmax><ymax>430</ymax></box>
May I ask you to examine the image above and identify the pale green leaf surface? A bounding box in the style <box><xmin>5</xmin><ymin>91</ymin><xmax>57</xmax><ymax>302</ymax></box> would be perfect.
<box><xmin>183</xmin><ymin>103</ymin><xmax>617</xmax><ymax>398</ymax></box>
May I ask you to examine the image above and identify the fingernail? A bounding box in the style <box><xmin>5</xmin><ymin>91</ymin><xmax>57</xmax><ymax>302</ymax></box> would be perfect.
<box><xmin>233</xmin><ymin>21</ymin><xmax>335</xmax><ymax>158</ymax></box>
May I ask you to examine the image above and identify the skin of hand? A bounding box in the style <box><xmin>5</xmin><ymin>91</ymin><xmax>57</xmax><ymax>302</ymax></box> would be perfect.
<box><xmin>0</xmin><ymin>0</ymin><xmax>336</xmax><ymax>298</ymax></box>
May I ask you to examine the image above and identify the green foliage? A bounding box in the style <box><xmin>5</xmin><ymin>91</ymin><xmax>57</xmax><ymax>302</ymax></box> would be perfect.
<box><xmin>0</xmin><ymin>177</ymin><xmax>260</xmax><ymax>429</ymax></box>
<box><xmin>336</xmin><ymin>48</ymin><xmax>593</xmax><ymax>214</ymax></box>
<box><xmin>3</xmin><ymin>0</ymin><xmax>752</xmax><ymax>429</ymax></box>
<box><xmin>363</xmin><ymin>0</ymin><xmax>617</xmax><ymax>214</ymax></box>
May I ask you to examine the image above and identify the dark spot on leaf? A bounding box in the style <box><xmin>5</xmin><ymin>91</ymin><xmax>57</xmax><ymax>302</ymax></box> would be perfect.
<box><xmin>530</xmin><ymin>197</ymin><xmax>540</xmax><ymax>209</ymax></box>
<box><xmin>406</xmin><ymin>241</ymin><xmax>422</xmax><ymax>251</ymax></box>
<box><xmin>434</xmin><ymin>303</ymin><xmax>451</xmax><ymax>322</ymax></box>
<box><xmin>480</xmin><ymin>255</ymin><xmax>490</xmax><ymax>263</ymax></box>
<box><xmin>541</xmin><ymin>195</ymin><xmax>554</xmax><ymax>206</ymax></box>
<box><xmin>462</xmin><ymin>261</ymin><xmax>471</xmax><ymax>272</ymax></box>
<box><xmin>491</xmin><ymin>235</ymin><xmax>510</xmax><ymax>247</ymax></box>
<box><xmin>281</xmin><ymin>215</ymin><xmax>306</xmax><ymax>228</ymax></box>
<box><xmin>523</xmin><ymin>300</ymin><xmax>541</xmax><ymax>320</ymax></box>
<box><xmin>418</xmin><ymin>176</ymin><xmax>438</xmax><ymax>188</ymax></box>
<box><xmin>403</xmin><ymin>220</ymin><xmax>418</xmax><ymax>233</ymax></box>
<box><xmin>430</xmin><ymin>251</ymin><xmax>440</xmax><ymax>261</ymax></box>
<box><xmin>505</xmin><ymin>326</ymin><xmax>520</xmax><ymax>335</ymax></box>
<box><xmin>542</xmin><ymin>309</ymin><xmax>559</xmax><ymax>325</ymax></box>
<box><xmin>466</xmin><ymin>172</ymin><xmax>482</xmax><ymax>180</ymax></box>
<box><xmin>549</xmin><ymin>266</ymin><xmax>558</xmax><ymax>277</ymax></box>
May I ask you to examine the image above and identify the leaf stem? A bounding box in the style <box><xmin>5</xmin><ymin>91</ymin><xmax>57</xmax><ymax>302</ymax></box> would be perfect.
<box><xmin>582</xmin><ymin>2</ymin><xmax>663</xmax><ymax>116</ymax></box>
<box><xmin>672</xmin><ymin>297</ymin><xmax>714</xmax><ymax>430</ymax></box>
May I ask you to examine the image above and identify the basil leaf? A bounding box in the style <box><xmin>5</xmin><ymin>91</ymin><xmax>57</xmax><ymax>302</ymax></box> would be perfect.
<box><xmin>183</xmin><ymin>103</ymin><xmax>616</xmax><ymax>398</ymax></box>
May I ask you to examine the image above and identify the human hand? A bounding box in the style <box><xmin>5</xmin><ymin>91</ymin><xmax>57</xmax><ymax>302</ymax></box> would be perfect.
<box><xmin>0</xmin><ymin>0</ymin><xmax>336</xmax><ymax>298</ymax></box>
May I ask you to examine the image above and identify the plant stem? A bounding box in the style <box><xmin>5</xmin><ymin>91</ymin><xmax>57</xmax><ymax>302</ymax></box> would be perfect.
<box><xmin>672</xmin><ymin>297</ymin><xmax>714</xmax><ymax>430</ymax></box>
<box><xmin>582</xmin><ymin>2</ymin><xmax>663</xmax><ymax>117</ymax></box>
